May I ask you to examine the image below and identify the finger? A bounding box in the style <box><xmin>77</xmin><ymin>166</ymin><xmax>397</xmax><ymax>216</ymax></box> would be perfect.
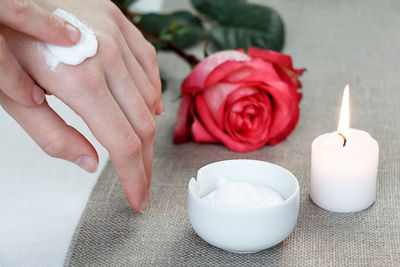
<box><xmin>0</xmin><ymin>0</ymin><xmax>80</xmax><ymax>45</ymax></box>
<box><xmin>67</xmin><ymin>78</ymin><xmax>149</xmax><ymax>212</ymax></box>
<box><xmin>119</xmin><ymin>37</ymin><xmax>158</xmax><ymax>115</ymax></box>
<box><xmin>105</xmin><ymin>55</ymin><xmax>156</xmax><ymax>186</ymax></box>
<box><xmin>116</xmin><ymin>14</ymin><xmax>164</xmax><ymax>114</ymax></box>
<box><xmin>0</xmin><ymin>34</ymin><xmax>45</xmax><ymax>107</ymax></box>
<box><xmin>0</xmin><ymin>92</ymin><xmax>98</xmax><ymax>173</ymax></box>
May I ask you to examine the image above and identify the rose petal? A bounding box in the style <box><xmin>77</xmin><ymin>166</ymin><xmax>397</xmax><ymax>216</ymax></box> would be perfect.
<box><xmin>225</xmin><ymin>86</ymin><xmax>259</xmax><ymax>106</ymax></box>
<box><xmin>203</xmin><ymin>61</ymin><xmax>245</xmax><ymax>88</ymax></box>
<box><xmin>225</xmin><ymin>66</ymin><xmax>255</xmax><ymax>82</ymax></box>
<box><xmin>224</xmin><ymin>93</ymin><xmax>272</xmax><ymax>144</ymax></box>
<box><xmin>268</xmin><ymin>106</ymin><xmax>299</xmax><ymax>145</ymax></box>
<box><xmin>173</xmin><ymin>94</ymin><xmax>193</xmax><ymax>144</ymax></box>
<box><xmin>191</xmin><ymin>115</ymin><xmax>219</xmax><ymax>143</ymax></box>
<box><xmin>223</xmin><ymin>74</ymin><xmax>299</xmax><ymax>142</ymax></box>
<box><xmin>217</xmin><ymin>101</ymin><xmax>226</xmax><ymax>130</ymax></box>
<box><xmin>273</xmin><ymin>65</ymin><xmax>300</xmax><ymax>94</ymax></box>
<box><xmin>283</xmin><ymin>67</ymin><xmax>305</xmax><ymax>89</ymax></box>
<box><xmin>248</xmin><ymin>47</ymin><xmax>294</xmax><ymax>70</ymax></box>
<box><xmin>181</xmin><ymin>50</ymin><xmax>251</xmax><ymax>94</ymax></box>
<box><xmin>295</xmin><ymin>68</ymin><xmax>306</xmax><ymax>75</ymax></box>
<box><xmin>247</xmin><ymin>47</ymin><xmax>305</xmax><ymax>101</ymax></box>
<box><xmin>195</xmin><ymin>94</ymin><xmax>268</xmax><ymax>152</ymax></box>
<box><xmin>255</xmin><ymin>82</ymin><xmax>299</xmax><ymax>143</ymax></box>
<box><xmin>204</xmin><ymin>63</ymin><xmax>258</xmax><ymax>89</ymax></box>
<box><xmin>177</xmin><ymin>47</ymin><xmax>304</xmax><ymax>149</ymax></box>
<box><xmin>205</xmin><ymin>58</ymin><xmax>280</xmax><ymax>87</ymax></box>
<box><xmin>201</xmin><ymin>83</ymin><xmax>240</xmax><ymax>122</ymax></box>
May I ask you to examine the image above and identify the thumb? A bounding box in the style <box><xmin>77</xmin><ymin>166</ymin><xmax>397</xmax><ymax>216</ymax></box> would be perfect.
<box><xmin>0</xmin><ymin>0</ymin><xmax>81</xmax><ymax>46</ymax></box>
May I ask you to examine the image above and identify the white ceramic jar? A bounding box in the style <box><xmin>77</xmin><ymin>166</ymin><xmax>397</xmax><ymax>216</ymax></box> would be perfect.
<box><xmin>188</xmin><ymin>159</ymin><xmax>299</xmax><ymax>253</ymax></box>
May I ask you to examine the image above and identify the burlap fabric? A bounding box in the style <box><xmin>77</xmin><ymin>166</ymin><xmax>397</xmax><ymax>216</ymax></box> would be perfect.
<box><xmin>65</xmin><ymin>0</ymin><xmax>400</xmax><ymax>265</ymax></box>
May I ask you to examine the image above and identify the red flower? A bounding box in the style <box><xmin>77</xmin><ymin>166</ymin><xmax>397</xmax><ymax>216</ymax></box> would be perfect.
<box><xmin>174</xmin><ymin>47</ymin><xmax>305</xmax><ymax>152</ymax></box>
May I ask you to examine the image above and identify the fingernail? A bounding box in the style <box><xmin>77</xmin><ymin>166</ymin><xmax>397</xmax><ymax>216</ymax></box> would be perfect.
<box><xmin>74</xmin><ymin>156</ymin><xmax>98</xmax><ymax>173</ymax></box>
<box><xmin>32</xmin><ymin>84</ymin><xmax>45</xmax><ymax>105</ymax></box>
<box><xmin>65</xmin><ymin>23</ymin><xmax>81</xmax><ymax>43</ymax></box>
<box><xmin>140</xmin><ymin>191</ymin><xmax>150</xmax><ymax>212</ymax></box>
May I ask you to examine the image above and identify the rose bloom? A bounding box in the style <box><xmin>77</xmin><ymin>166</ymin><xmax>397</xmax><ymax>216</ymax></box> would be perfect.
<box><xmin>174</xmin><ymin>47</ymin><xmax>305</xmax><ymax>152</ymax></box>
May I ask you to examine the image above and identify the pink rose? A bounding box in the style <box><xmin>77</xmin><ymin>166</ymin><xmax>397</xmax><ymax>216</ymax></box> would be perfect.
<box><xmin>174</xmin><ymin>47</ymin><xmax>305</xmax><ymax>152</ymax></box>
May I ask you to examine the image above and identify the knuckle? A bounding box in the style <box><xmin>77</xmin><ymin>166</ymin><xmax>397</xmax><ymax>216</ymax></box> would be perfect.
<box><xmin>71</xmin><ymin>65</ymin><xmax>104</xmax><ymax>96</ymax></box>
<box><xmin>44</xmin><ymin>12</ymin><xmax>62</xmax><ymax>32</ymax></box>
<box><xmin>99</xmin><ymin>35</ymin><xmax>121</xmax><ymax>62</ymax></box>
<box><xmin>106</xmin><ymin>1</ymin><xmax>122</xmax><ymax>20</ymax></box>
<box><xmin>141</xmin><ymin>115</ymin><xmax>156</xmax><ymax>139</ymax></box>
<box><xmin>44</xmin><ymin>12</ymin><xmax>52</xmax><ymax>28</ymax></box>
<box><xmin>122</xmin><ymin>132</ymin><xmax>142</xmax><ymax>158</ymax></box>
<box><xmin>81</xmin><ymin>82</ymin><xmax>107</xmax><ymax>102</ymax></box>
<box><xmin>12</xmin><ymin>0</ymin><xmax>29</xmax><ymax>11</ymax></box>
<box><xmin>153</xmin><ymin>74</ymin><xmax>162</xmax><ymax>93</ymax></box>
<box><xmin>144</xmin><ymin>43</ymin><xmax>161</xmax><ymax>91</ymax></box>
<box><xmin>42</xmin><ymin>134</ymin><xmax>68</xmax><ymax>158</ymax></box>
<box><xmin>11</xmin><ymin>0</ymin><xmax>29</xmax><ymax>23</ymax></box>
<box><xmin>149</xmin><ymin>96</ymin><xmax>158</xmax><ymax>110</ymax></box>
<box><xmin>84</xmin><ymin>77</ymin><xmax>104</xmax><ymax>95</ymax></box>
<box><xmin>145</xmin><ymin>42</ymin><xmax>157</xmax><ymax>63</ymax></box>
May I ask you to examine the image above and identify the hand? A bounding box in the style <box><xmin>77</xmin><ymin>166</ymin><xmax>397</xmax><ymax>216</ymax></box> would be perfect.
<box><xmin>0</xmin><ymin>0</ymin><xmax>81</xmax><ymax>106</ymax></box>
<box><xmin>0</xmin><ymin>0</ymin><xmax>163</xmax><ymax>212</ymax></box>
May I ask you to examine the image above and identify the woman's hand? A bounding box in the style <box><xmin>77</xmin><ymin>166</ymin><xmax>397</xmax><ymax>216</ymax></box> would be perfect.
<box><xmin>0</xmin><ymin>0</ymin><xmax>81</xmax><ymax>106</ymax></box>
<box><xmin>0</xmin><ymin>0</ymin><xmax>163</xmax><ymax>212</ymax></box>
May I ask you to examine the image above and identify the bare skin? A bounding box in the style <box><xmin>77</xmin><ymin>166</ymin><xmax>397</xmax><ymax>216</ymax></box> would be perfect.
<box><xmin>0</xmin><ymin>0</ymin><xmax>163</xmax><ymax>212</ymax></box>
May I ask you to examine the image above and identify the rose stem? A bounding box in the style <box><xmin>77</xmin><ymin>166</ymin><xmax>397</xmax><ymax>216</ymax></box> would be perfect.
<box><xmin>116</xmin><ymin>4</ymin><xmax>201</xmax><ymax>67</ymax></box>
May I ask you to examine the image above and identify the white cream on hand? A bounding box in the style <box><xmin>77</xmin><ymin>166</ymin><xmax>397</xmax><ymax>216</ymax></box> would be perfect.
<box><xmin>44</xmin><ymin>8</ymin><xmax>98</xmax><ymax>70</ymax></box>
<box><xmin>202</xmin><ymin>178</ymin><xmax>283</xmax><ymax>210</ymax></box>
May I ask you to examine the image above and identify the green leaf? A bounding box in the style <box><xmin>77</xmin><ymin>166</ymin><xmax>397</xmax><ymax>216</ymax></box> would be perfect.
<box><xmin>138</xmin><ymin>11</ymin><xmax>205</xmax><ymax>50</ymax></box>
<box><xmin>192</xmin><ymin>0</ymin><xmax>284</xmax><ymax>51</ymax></box>
<box><xmin>191</xmin><ymin>0</ymin><xmax>246</xmax><ymax>20</ymax></box>
<box><xmin>112</xmin><ymin>0</ymin><xmax>137</xmax><ymax>8</ymax></box>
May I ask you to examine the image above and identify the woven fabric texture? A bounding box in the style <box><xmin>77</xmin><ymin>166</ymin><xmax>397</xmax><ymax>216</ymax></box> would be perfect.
<box><xmin>66</xmin><ymin>0</ymin><xmax>400</xmax><ymax>265</ymax></box>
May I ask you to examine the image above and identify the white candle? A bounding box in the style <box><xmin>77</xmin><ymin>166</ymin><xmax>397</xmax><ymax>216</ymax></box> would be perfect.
<box><xmin>310</xmin><ymin>84</ymin><xmax>379</xmax><ymax>212</ymax></box>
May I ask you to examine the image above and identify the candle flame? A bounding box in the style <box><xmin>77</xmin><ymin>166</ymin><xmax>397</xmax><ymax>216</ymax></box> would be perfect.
<box><xmin>337</xmin><ymin>83</ymin><xmax>350</xmax><ymax>136</ymax></box>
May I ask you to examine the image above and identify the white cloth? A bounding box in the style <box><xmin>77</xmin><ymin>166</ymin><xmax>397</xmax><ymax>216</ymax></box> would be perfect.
<box><xmin>0</xmin><ymin>96</ymin><xmax>109</xmax><ymax>266</ymax></box>
<box><xmin>0</xmin><ymin>1</ymin><xmax>163</xmax><ymax>265</ymax></box>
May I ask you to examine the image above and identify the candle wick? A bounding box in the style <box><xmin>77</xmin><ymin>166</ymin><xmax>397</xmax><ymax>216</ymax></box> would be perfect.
<box><xmin>338</xmin><ymin>133</ymin><xmax>347</xmax><ymax>147</ymax></box>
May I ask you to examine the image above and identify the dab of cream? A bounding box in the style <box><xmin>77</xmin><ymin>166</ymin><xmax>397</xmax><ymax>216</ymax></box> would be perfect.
<box><xmin>202</xmin><ymin>178</ymin><xmax>284</xmax><ymax>210</ymax></box>
<box><xmin>44</xmin><ymin>8</ymin><xmax>98</xmax><ymax>70</ymax></box>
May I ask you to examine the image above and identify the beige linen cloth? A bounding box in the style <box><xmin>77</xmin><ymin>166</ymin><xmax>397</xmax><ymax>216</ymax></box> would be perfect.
<box><xmin>66</xmin><ymin>0</ymin><xmax>400</xmax><ymax>265</ymax></box>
